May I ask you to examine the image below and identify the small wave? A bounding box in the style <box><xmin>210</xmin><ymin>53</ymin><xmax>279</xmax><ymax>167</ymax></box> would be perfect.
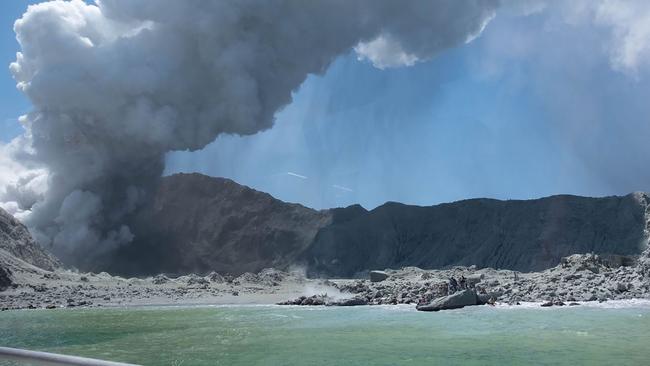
<box><xmin>493</xmin><ymin>299</ymin><xmax>650</xmax><ymax>310</ymax></box>
<box><xmin>578</xmin><ymin>299</ymin><xmax>650</xmax><ymax>309</ymax></box>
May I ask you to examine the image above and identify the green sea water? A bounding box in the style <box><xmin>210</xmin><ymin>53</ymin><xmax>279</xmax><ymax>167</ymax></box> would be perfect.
<box><xmin>1</xmin><ymin>303</ymin><xmax>650</xmax><ymax>366</ymax></box>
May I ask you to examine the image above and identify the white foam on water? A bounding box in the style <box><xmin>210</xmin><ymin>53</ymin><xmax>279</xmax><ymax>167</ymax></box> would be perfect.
<box><xmin>120</xmin><ymin>298</ymin><xmax>650</xmax><ymax>313</ymax></box>
<box><xmin>579</xmin><ymin>299</ymin><xmax>650</xmax><ymax>309</ymax></box>
<box><xmin>371</xmin><ymin>304</ymin><xmax>415</xmax><ymax>312</ymax></box>
<box><xmin>493</xmin><ymin>298</ymin><xmax>650</xmax><ymax>310</ymax></box>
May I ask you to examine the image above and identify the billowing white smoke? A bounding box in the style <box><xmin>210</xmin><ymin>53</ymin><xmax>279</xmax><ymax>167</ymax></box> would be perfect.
<box><xmin>1</xmin><ymin>0</ymin><xmax>500</xmax><ymax>266</ymax></box>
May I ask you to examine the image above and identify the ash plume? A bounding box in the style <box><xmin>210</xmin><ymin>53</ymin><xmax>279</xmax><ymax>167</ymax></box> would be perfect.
<box><xmin>0</xmin><ymin>0</ymin><xmax>499</xmax><ymax>267</ymax></box>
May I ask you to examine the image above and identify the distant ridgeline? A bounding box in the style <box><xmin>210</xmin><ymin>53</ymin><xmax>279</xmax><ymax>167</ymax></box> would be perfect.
<box><xmin>4</xmin><ymin>173</ymin><xmax>643</xmax><ymax>277</ymax></box>
<box><xmin>79</xmin><ymin>173</ymin><xmax>645</xmax><ymax>277</ymax></box>
<box><xmin>3</xmin><ymin>173</ymin><xmax>647</xmax><ymax>277</ymax></box>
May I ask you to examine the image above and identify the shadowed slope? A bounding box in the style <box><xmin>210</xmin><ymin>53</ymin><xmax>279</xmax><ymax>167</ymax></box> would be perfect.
<box><xmin>109</xmin><ymin>173</ymin><xmax>332</xmax><ymax>275</ymax></box>
<box><xmin>304</xmin><ymin>193</ymin><xmax>649</xmax><ymax>276</ymax></box>
<box><xmin>101</xmin><ymin>174</ymin><xmax>649</xmax><ymax>277</ymax></box>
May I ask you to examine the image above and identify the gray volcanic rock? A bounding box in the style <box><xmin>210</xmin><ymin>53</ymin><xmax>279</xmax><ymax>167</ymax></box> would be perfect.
<box><xmin>277</xmin><ymin>294</ymin><xmax>329</xmax><ymax>306</ymax></box>
<box><xmin>370</xmin><ymin>270</ymin><xmax>389</xmax><ymax>282</ymax></box>
<box><xmin>305</xmin><ymin>192</ymin><xmax>650</xmax><ymax>277</ymax></box>
<box><xmin>95</xmin><ymin>173</ymin><xmax>650</xmax><ymax>277</ymax></box>
<box><xmin>329</xmin><ymin>297</ymin><xmax>369</xmax><ymax>306</ymax></box>
<box><xmin>0</xmin><ymin>207</ymin><xmax>60</xmax><ymax>271</ymax></box>
<box><xmin>416</xmin><ymin>289</ymin><xmax>478</xmax><ymax>311</ymax></box>
<box><xmin>110</xmin><ymin>173</ymin><xmax>332</xmax><ymax>275</ymax></box>
<box><xmin>637</xmin><ymin>244</ymin><xmax>650</xmax><ymax>277</ymax></box>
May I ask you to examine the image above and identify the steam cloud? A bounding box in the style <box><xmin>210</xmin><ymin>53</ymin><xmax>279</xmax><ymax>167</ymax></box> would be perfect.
<box><xmin>4</xmin><ymin>0</ymin><xmax>650</xmax><ymax>268</ymax></box>
<box><xmin>0</xmin><ymin>0</ymin><xmax>500</xmax><ymax>266</ymax></box>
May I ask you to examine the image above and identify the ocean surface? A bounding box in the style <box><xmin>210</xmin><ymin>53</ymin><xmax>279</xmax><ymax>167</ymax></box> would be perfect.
<box><xmin>2</xmin><ymin>302</ymin><xmax>650</xmax><ymax>366</ymax></box>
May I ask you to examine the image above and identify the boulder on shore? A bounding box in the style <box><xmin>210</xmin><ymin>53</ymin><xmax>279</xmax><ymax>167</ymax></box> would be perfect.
<box><xmin>476</xmin><ymin>291</ymin><xmax>502</xmax><ymax>305</ymax></box>
<box><xmin>466</xmin><ymin>274</ymin><xmax>484</xmax><ymax>288</ymax></box>
<box><xmin>152</xmin><ymin>274</ymin><xmax>169</xmax><ymax>285</ymax></box>
<box><xmin>278</xmin><ymin>294</ymin><xmax>369</xmax><ymax>306</ymax></box>
<box><xmin>416</xmin><ymin>289</ymin><xmax>478</xmax><ymax>312</ymax></box>
<box><xmin>370</xmin><ymin>270</ymin><xmax>389</xmax><ymax>282</ymax></box>
<box><xmin>329</xmin><ymin>297</ymin><xmax>369</xmax><ymax>306</ymax></box>
<box><xmin>277</xmin><ymin>295</ymin><xmax>329</xmax><ymax>306</ymax></box>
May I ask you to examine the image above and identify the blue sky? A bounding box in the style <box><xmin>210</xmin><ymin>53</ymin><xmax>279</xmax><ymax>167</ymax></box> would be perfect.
<box><xmin>0</xmin><ymin>1</ymin><xmax>34</xmax><ymax>141</ymax></box>
<box><xmin>166</xmin><ymin>8</ymin><xmax>650</xmax><ymax>209</ymax></box>
<box><xmin>4</xmin><ymin>2</ymin><xmax>650</xmax><ymax>210</ymax></box>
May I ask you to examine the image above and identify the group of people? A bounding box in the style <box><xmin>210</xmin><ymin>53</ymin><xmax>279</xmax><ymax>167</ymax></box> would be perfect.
<box><xmin>448</xmin><ymin>275</ymin><xmax>496</xmax><ymax>305</ymax></box>
<box><xmin>417</xmin><ymin>275</ymin><xmax>498</xmax><ymax>306</ymax></box>
<box><xmin>447</xmin><ymin>275</ymin><xmax>468</xmax><ymax>294</ymax></box>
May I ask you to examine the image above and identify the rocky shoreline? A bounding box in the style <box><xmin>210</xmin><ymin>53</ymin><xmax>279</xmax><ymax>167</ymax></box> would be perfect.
<box><xmin>2</xmin><ymin>245</ymin><xmax>650</xmax><ymax>311</ymax></box>
<box><xmin>276</xmin><ymin>250</ymin><xmax>650</xmax><ymax>310</ymax></box>
<box><xmin>0</xmin><ymin>250</ymin><xmax>324</xmax><ymax>310</ymax></box>
<box><xmin>3</xmin><ymin>192</ymin><xmax>650</xmax><ymax>312</ymax></box>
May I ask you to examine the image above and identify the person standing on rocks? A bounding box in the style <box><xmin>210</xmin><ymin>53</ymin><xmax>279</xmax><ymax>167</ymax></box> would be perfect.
<box><xmin>448</xmin><ymin>277</ymin><xmax>458</xmax><ymax>294</ymax></box>
<box><xmin>459</xmin><ymin>276</ymin><xmax>467</xmax><ymax>290</ymax></box>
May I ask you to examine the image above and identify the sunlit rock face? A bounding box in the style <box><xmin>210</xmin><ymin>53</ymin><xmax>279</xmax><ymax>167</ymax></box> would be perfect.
<box><xmin>0</xmin><ymin>207</ymin><xmax>60</xmax><ymax>271</ymax></box>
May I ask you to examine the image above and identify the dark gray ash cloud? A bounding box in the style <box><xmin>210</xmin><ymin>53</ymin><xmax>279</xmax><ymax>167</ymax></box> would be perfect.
<box><xmin>0</xmin><ymin>0</ymin><xmax>500</xmax><ymax>265</ymax></box>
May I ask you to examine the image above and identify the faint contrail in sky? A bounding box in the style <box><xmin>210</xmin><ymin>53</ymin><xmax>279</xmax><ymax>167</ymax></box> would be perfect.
<box><xmin>287</xmin><ymin>172</ymin><xmax>308</xmax><ymax>180</ymax></box>
<box><xmin>333</xmin><ymin>184</ymin><xmax>353</xmax><ymax>192</ymax></box>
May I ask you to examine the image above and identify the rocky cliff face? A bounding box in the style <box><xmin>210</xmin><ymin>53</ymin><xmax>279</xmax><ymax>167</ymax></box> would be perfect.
<box><xmin>107</xmin><ymin>173</ymin><xmax>332</xmax><ymax>275</ymax></box>
<box><xmin>97</xmin><ymin>174</ymin><xmax>650</xmax><ymax>277</ymax></box>
<box><xmin>304</xmin><ymin>193</ymin><xmax>650</xmax><ymax>276</ymax></box>
<box><xmin>0</xmin><ymin>207</ymin><xmax>60</xmax><ymax>271</ymax></box>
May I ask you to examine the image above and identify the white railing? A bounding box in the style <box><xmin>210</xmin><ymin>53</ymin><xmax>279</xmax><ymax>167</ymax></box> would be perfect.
<box><xmin>0</xmin><ymin>347</ymin><xmax>140</xmax><ymax>366</ymax></box>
